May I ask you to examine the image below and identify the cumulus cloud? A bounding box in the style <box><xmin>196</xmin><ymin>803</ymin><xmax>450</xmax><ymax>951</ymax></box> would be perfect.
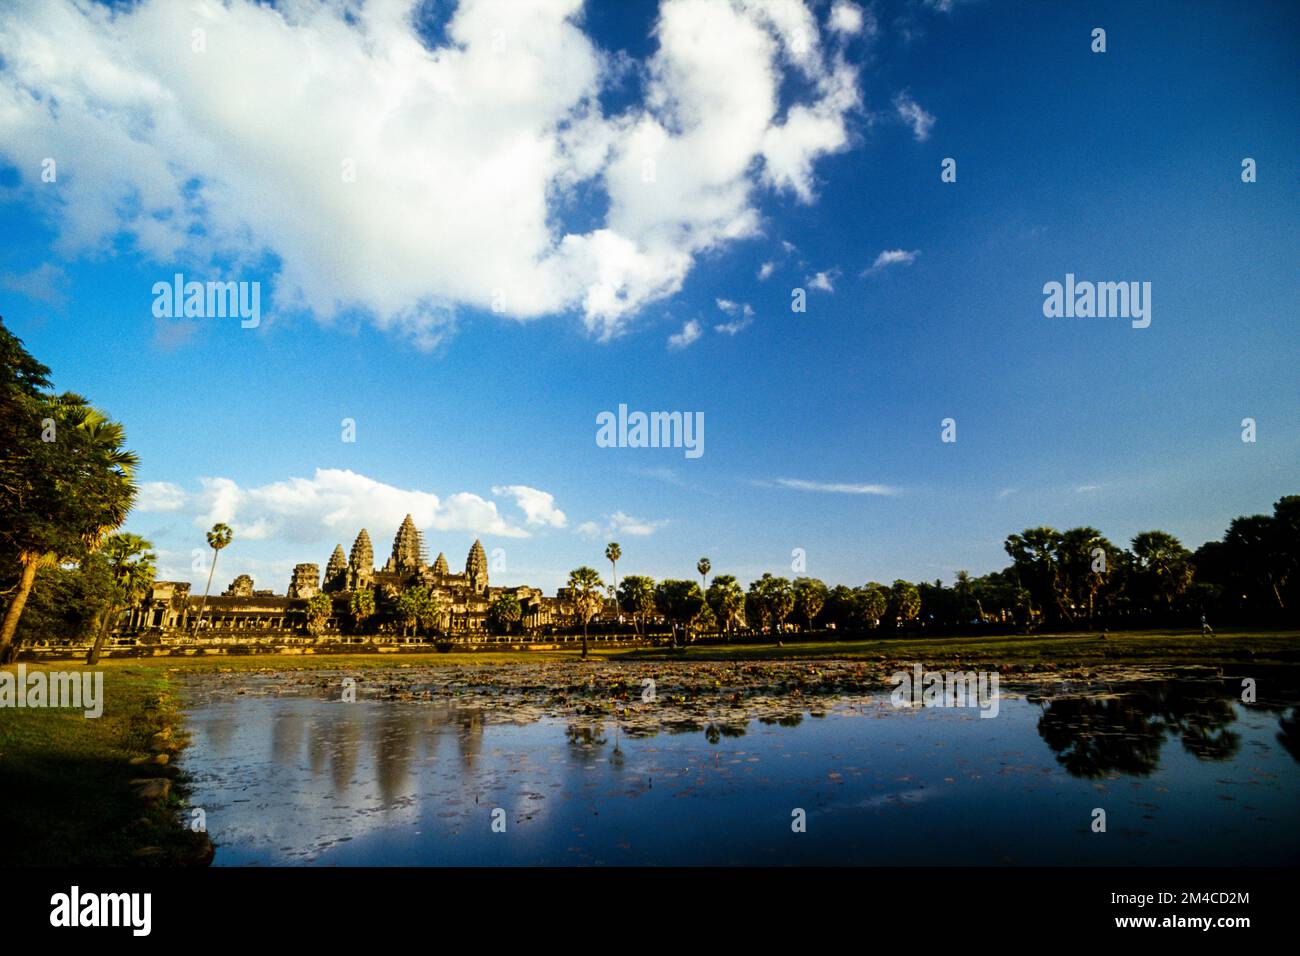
<box><xmin>866</xmin><ymin>248</ymin><xmax>919</xmax><ymax>273</ymax></box>
<box><xmin>806</xmin><ymin>269</ymin><xmax>837</xmax><ymax>293</ymax></box>
<box><xmin>667</xmin><ymin>318</ymin><xmax>702</xmax><ymax>349</ymax></box>
<box><xmin>775</xmin><ymin>478</ymin><xmax>897</xmax><ymax>495</ymax></box>
<box><xmin>135</xmin><ymin>467</ymin><xmax>535</xmax><ymax>541</ymax></box>
<box><xmin>828</xmin><ymin>2</ymin><xmax>868</xmax><ymax>36</ymax></box>
<box><xmin>492</xmin><ymin>484</ymin><xmax>567</xmax><ymax>528</ymax></box>
<box><xmin>713</xmin><ymin>297</ymin><xmax>754</xmax><ymax>334</ymax></box>
<box><xmin>893</xmin><ymin>91</ymin><xmax>935</xmax><ymax>141</ymax></box>
<box><xmin>757</xmin><ymin>261</ymin><xmax>775</xmax><ymax>280</ymax></box>
<box><xmin>0</xmin><ymin>0</ymin><xmax>862</xmax><ymax>347</ymax></box>
<box><xmin>577</xmin><ymin>510</ymin><xmax>668</xmax><ymax>537</ymax></box>
<box><xmin>136</xmin><ymin>481</ymin><xmax>188</xmax><ymax>512</ymax></box>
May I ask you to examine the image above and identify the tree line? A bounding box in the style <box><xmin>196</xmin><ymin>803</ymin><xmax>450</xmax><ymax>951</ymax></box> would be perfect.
<box><xmin>568</xmin><ymin>500</ymin><xmax>1297</xmax><ymax>648</ymax></box>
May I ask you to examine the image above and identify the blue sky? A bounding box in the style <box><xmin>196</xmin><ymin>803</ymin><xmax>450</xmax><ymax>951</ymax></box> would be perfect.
<box><xmin>1</xmin><ymin>0</ymin><xmax>1296</xmax><ymax>594</ymax></box>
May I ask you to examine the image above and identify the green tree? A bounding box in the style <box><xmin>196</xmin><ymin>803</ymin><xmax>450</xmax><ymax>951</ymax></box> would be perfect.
<box><xmin>857</xmin><ymin>582</ymin><xmax>890</xmax><ymax>627</ymax></box>
<box><xmin>305</xmin><ymin>593</ymin><xmax>333</xmax><ymax>636</ymax></box>
<box><xmin>745</xmin><ymin>573</ymin><xmax>793</xmax><ymax>634</ymax></box>
<box><xmin>191</xmin><ymin>522</ymin><xmax>233</xmax><ymax>634</ymax></box>
<box><xmin>0</xmin><ymin>325</ymin><xmax>139</xmax><ymax>663</ymax></box>
<box><xmin>604</xmin><ymin>542</ymin><xmax>621</xmax><ymax>600</ymax></box>
<box><xmin>1004</xmin><ymin>527</ymin><xmax>1066</xmax><ymax>623</ymax></box>
<box><xmin>697</xmin><ymin>557</ymin><xmax>711</xmax><ymax>591</ymax></box>
<box><xmin>394</xmin><ymin>585</ymin><xmax>429</xmax><ymax>636</ymax></box>
<box><xmin>705</xmin><ymin>574</ymin><xmax>746</xmax><ymax>637</ymax></box>
<box><xmin>1131</xmin><ymin>530</ymin><xmax>1193</xmax><ymax>615</ymax></box>
<box><xmin>86</xmin><ymin>532</ymin><xmax>155</xmax><ymax>664</ymax></box>
<box><xmin>15</xmin><ymin>553</ymin><xmax>115</xmax><ymax>648</ymax></box>
<box><xmin>488</xmin><ymin>593</ymin><xmax>523</xmax><ymax>635</ymax></box>
<box><xmin>654</xmin><ymin>579</ymin><xmax>706</xmax><ymax>646</ymax></box>
<box><xmin>889</xmin><ymin>579</ymin><xmax>921</xmax><ymax>626</ymax></box>
<box><xmin>567</xmin><ymin>566</ymin><xmax>605</xmax><ymax>658</ymax></box>
<box><xmin>617</xmin><ymin>574</ymin><xmax>656</xmax><ymax>636</ymax></box>
<box><xmin>349</xmin><ymin>587</ymin><xmax>376</xmax><ymax>631</ymax></box>
<box><xmin>792</xmin><ymin>577</ymin><xmax>828</xmax><ymax>631</ymax></box>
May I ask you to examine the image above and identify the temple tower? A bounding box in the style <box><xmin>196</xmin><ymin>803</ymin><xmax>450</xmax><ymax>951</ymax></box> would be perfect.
<box><xmin>432</xmin><ymin>552</ymin><xmax>449</xmax><ymax>576</ymax></box>
<box><xmin>348</xmin><ymin>529</ymin><xmax>374</xmax><ymax>590</ymax></box>
<box><xmin>223</xmin><ymin>574</ymin><xmax>254</xmax><ymax>597</ymax></box>
<box><xmin>465</xmin><ymin>539</ymin><xmax>488</xmax><ymax>593</ymax></box>
<box><xmin>288</xmin><ymin>563</ymin><xmax>320</xmax><ymax>599</ymax></box>
<box><xmin>386</xmin><ymin>514</ymin><xmax>427</xmax><ymax>575</ymax></box>
<box><xmin>323</xmin><ymin>544</ymin><xmax>348</xmax><ymax>592</ymax></box>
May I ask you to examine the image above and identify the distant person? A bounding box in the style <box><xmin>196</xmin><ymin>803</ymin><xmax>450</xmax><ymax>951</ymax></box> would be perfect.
<box><xmin>1201</xmin><ymin>613</ymin><xmax>1214</xmax><ymax>636</ymax></box>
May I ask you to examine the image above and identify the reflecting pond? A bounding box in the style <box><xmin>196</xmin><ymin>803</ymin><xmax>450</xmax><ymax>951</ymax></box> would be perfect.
<box><xmin>178</xmin><ymin>673</ymin><xmax>1300</xmax><ymax>865</ymax></box>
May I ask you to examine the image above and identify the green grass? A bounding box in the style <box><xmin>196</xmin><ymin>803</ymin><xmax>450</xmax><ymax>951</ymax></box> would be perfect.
<box><xmin>0</xmin><ymin>663</ymin><xmax>212</xmax><ymax>866</ymax></box>
<box><xmin>139</xmin><ymin>628</ymin><xmax>1300</xmax><ymax>671</ymax></box>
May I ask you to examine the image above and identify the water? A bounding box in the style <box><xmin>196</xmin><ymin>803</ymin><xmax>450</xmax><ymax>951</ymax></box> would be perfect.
<box><xmin>178</xmin><ymin>675</ymin><xmax>1300</xmax><ymax>866</ymax></box>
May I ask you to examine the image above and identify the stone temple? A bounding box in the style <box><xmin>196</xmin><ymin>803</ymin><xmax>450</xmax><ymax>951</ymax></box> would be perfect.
<box><xmin>133</xmin><ymin>516</ymin><xmax>565</xmax><ymax>640</ymax></box>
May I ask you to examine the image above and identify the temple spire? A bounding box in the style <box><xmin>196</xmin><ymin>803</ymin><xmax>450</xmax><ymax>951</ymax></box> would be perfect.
<box><xmin>324</xmin><ymin>544</ymin><xmax>347</xmax><ymax>592</ymax></box>
<box><xmin>388</xmin><ymin>514</ymin><xmax>426</xmax><ymax>574</ymax></box>
<box><xmin>348</xmin><ymin>529</ymin><xmax>374</xmax><ymax>589</ymax></box>
<box><xmin>465</xmin><ymin>539</ymin><xmax>488</xmax><ymax>593</ymax></box>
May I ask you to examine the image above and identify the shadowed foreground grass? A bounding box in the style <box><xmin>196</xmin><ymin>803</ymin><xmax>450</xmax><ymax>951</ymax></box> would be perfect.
<box><xmin>0</xmin><ymin>663</ymin><xmax>213</xmax><ymax>866</ymax></box>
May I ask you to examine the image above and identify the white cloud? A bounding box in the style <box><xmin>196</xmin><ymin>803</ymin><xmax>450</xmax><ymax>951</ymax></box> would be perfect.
<box><xmin>0</xmin><ymin>263</ymin><xmax>69</xmax><ymax>307</ymax></box>
<box><xmin>138</xmin><ymin>468</ymin><xmax>535</xmax><ymax>543</ymax></box>
<box><xmin>715</xmin><ymin>299</ymin><xmax>754</xmax><ymax>318</ymax></box>
<box><xmin>713</xmin><ymin>298</ymin><xmax>754</xmax><ymax>334</ymax></box>
<box><xmin>828</xmin><ymin>2</ymin><xmax>866</xmax><ymax>36</ymax></box>
<box><xmin>867</xmin><ymin>248</ymin><xmax>920</xmax><ymax>272</ymax></box>
<box><xmin>577</xmin><ymin>510</ymin><xmax>668</xmax><ymax>538</ymax></box>
<box><xmin>775</xmin><ymin>478</ymin><xmax>898</xmax><ymax>495</ymax></box>
<box><xmin>757</xmin><ymin>261</ymin><xmax>775</xmax><ymax>280</ymax></box>
<box><xmin>714</xmin><ymin>317</ymin><xmax>753</xmax><ymax>335</ymax></box>
<box><xmin>807</xmin><ymin>270</ymin><xmax>837</xmax><ymax>293</ymax></box>
<box><xmin>492</xmin><ymin>484</ymin><xmax>567</xmax><ymax>528</ymax></box>
<box><xmin>893</xmin><ymin>91</ymin><xmax>935</xmax><ymax>141</ymax></box>
<box><xmin>0</xmin><ymin>0</ymin><xmax>861</xmax><ymax>347</ymax></box>
<box><xmin>667</xmin><ymin>318</ymin><xmax>702</xmax><ymax>349</ymax></box>
<box><xmin>136</xmin><ymin>481</ymin><xmax>188</xmax><ymax>512</ymax></box>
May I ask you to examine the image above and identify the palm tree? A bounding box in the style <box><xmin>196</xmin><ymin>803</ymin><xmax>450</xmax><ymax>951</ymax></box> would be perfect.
<box><xmin>697</xmin><ymin>557</ymin><xmax>711</xmax><ymax>591</ymax></box>
<box><xmin>706</xmin><ymin>574</ymin><xmax>745</xmax><ymax>639</ymax></box>
<box><xmin>617</xmin><ymin>574</ymin><xmax>656</xmax><ymax>637</ymax></box>
<box><xmin>567</xmin><ymin>566</ymin><xmax>605</xmax><ymax>658</ymax></box>
<box><xmin>191</xmin><ymin>522</ymin><xmax>233</xmax><ymax>635</ymax></box>
<box><xmin>0</xmin><ymin>394</ymin><xmax>138</xmax><ymax>664</ymax></box>
<box><xmin>86</xmin><ymin>533</ymin><xmax>155</xmax><ymax>664</ymax></box>
<box><xmin>605</xmin><ymin>542</ymin><xmax>621</xmax><ymax>601</ymax></box>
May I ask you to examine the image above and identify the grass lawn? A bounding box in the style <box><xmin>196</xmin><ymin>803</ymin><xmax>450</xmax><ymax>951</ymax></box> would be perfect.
<box><xmin>128</xmin><ymin>627</ymin><xmax>1300</xmax><ymax>671</ymax></box>
<box><xmin>0</xmin><ymin>662</ymin><xmax>212</xmax><ymax>866</ymax></box>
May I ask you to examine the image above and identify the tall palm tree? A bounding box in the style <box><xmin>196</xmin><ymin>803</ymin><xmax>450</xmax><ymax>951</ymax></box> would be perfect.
<box><xmin>191</xmin><ymin>522</ymin><xmax>233</xmax><ymax>634</ymax></box>
<box><xmin>605</xmin><ymin>542</ymin><xmax>621</xmax><ymax>601</ymax></box>
<box><xmin>568</xmin><ymin>566</ymin><xmax>605</xmax><ymax>659</ymax></box>
<box><xmin>697</xmin><ymin>557</ymin><xmax>711</xmax><ymax>591</ymax></box>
